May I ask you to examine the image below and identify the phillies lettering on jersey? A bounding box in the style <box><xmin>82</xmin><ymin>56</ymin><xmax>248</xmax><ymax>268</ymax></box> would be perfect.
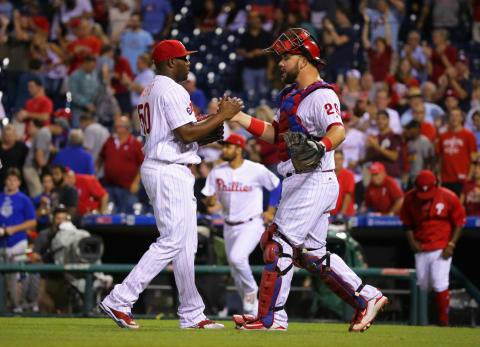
<box><xmin>202</xmin><ymin>160</ymin><xmax>280</xmax><ymax>222</ymax></box>
<box><xmin>216</xmin><ymin>178</ymin><xmax>253</xmax><ymax>192</ymax></box>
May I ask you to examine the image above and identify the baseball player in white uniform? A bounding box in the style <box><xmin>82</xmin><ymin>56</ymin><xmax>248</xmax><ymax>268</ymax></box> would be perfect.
<box><xmin>230</xmin><ymin>28</ymin><xmax>388</xmax><ymax>332</ymax></box>
<box><xmin>201</xmin><ymin>134</ymin><xmax>281</xmax><ymax>316</ymax></box>
<box><xmin>100</xmin><ymin>40</ymin><xmax>243</xmax><ymax>329</ymax></box>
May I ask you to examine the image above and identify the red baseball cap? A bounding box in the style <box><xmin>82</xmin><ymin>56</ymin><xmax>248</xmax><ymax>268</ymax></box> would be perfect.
<box><xmin>33</xmin><ymin>16</ymin><xmax>50</xmax><ymax>33</ymax></box>
<box><xmin>221</xmin><ymin>134</ymin><xmax>246</xmax><ymax>149</ymax></box>
<box><xmin>341</xmin><ymin>110</ymin><xmax>351</xmax><ymax>122</ymax></box>
<box><xmin>445</xmin><ymin>89</ymin><xmax>458</xmax><ymax>98</ymax></box>
<box><xmin>457</xmin><ymin>55</ymin><xmax>469</xmax><ymax>65</ymax></box>
<box><xmin>152</xmin><ymin>40</ymin><xmax>198</xmax><ymax>63</ymax></box>
<box><xmin>415</xmin><ymin>170</ymin><xmax>437</xmax><ymax>200</ymax></box>
<box><xmin>70</xmin><ymin>18</ymin><xmax>81</xmax><ymax>28</ymax></box>
<box><xmin>369</xmin><ymin>162</ymin><xmax>385</xmax><ymax>175</ymax></box>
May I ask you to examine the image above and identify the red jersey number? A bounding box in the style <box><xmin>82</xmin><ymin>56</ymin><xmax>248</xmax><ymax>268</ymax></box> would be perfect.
<box><xmin>138</xmin><ymin>102</ymin><xmax>151</xmax><ymax>135</ymax></box>
<box><xmin>325</xmin><ymin>103</ymin><xmax>340</xmax><ymax>115</ymax></box>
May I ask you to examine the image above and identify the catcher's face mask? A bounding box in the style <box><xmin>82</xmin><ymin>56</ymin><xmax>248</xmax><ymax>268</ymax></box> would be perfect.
<box><xmin>265</xmin><ymin>28</ymin><xmax>325</xmax><ymax>67</ymax></box>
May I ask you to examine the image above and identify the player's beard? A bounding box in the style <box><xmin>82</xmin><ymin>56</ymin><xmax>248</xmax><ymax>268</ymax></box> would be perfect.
<box><xmin>221</xmin><ymin>152</ymin><xmax>235</xmax><ymax>162</ymax></box>
<box><xmin>282</xmin><ymin>63</ymin><xmax>300</xmax><ymax>85</ymax></box>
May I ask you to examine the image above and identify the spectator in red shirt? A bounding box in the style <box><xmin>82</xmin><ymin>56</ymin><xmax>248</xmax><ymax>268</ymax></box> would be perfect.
<box><xmin>361</xmin><ymin>110</ymin><xmax>403</xmax><ymax>178</ymax></box>
<box><xmin>364</xmin><ymin>162</ymin><xmax>404</xmax><ymax>215</ymax></box>
<box><xmin>400</xmin><ymin>170</ymin><xmax>466</xmax><ymax>326</ymax></box>
<box><xmin>425</xmin><ymin>29</ymin><xmax>458</xmax><ymax>84</ymax></box>
<box><xmin>97</xmin><ymin>116</ymin><xmax>144</xmax><ymax>213</ymax></box>
<box><xmin>436</xmin><ymin>107</ymin><xmax>478</xmax><ymax>195</ymax></box>
<box><xmin>67</xmin><ymin>19</ymin><xmax>102</xmax><ymax>74</ymax></box>
<box><xmin>385</xmin><ymin>58</ymin><xmax>420</xmax><ymax>109</ymax></box>
<box><xmin>66</xmin><ymin>171</ymin><xmax>108</xmax><ymax>216</ymax></box>
<box><xmin>15</xmin><ymin>77</ymin><xmax>53</xmax><ymax>144</ymax></box>
<box><xmin>331</xmin><ymin>151</ymin><xmax>355</xmax><ymax>217</ymax></box>
<box><xmin>111</xmin><ymin>48</ymin><xmax>135</xmax><ymax>113</ymax></box>
<box><xmin>361</xmin><ymin>9</ymin><xmax>392</xmax><ymax>82</ymax></box>
<box><xmin>460</xmin><ymin>159</ymin><xmax>480</xmax><ymax>216</ymax></box>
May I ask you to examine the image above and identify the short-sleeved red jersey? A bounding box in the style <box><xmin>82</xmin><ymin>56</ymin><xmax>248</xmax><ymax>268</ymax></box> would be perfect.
<box><xmin>75</xmin><ymin>174</ymin><xmax>107</xmax><ymax>216</ymax></box>
<box><xmin>24</xmin><ymin>95</ymin><xmax>53</xmax><ymax>142</ymax></box>
<box><xmin>365</xmin><ymin>175</ymin><xmax>404</xmax><ymax>214</ymax></box>
<box><xmin>400</xmin><ymin>187</ymin><xmax>466</xmax><ymax>251</ymax></box>
<box><xmin>331</xmin><ymin>168</ymin><xmax>355</xmax><ymax>216</ymax></box>
<box><xmin>436</xmin><ymin>128</ymin><xmax>477</xmax><ymax>183</ymax></box>
<box><xmin>100</xmin><ymin>134</ymin><xmax>144</xmax><ymax>189</ymax></box>
<box><xmin>461</xmin><ymin>180</ymin><xmax>480</xmax><ymax>216</ymax></box>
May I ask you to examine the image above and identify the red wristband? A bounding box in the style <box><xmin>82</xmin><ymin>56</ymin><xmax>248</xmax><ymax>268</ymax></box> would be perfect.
<box><xmin>247</xmin><ymin>118</ymin><xmax>265</xmax><ymax>137</ymax></box>
<box><xmin>321</xmin><ymin>137</ymin><xmax>332</xmax><ymax>151</ymax></box>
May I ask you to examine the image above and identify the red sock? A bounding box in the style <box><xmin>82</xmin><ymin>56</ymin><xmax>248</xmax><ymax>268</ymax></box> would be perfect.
<box><xmin>434</xmin><ymin>290</ymin><xmax>450</xmax><ymax>326</ymax></box>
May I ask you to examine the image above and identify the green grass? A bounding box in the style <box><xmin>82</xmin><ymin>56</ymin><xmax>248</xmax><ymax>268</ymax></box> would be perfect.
<box><xmin>0</xmin><ymin>318</ymin><xmax>478</xmax><ymax>347</ymax></box>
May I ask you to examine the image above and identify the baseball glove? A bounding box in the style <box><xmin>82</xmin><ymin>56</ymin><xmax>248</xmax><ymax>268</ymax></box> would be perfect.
<box><xmin>195</xmin><ymin>114</ymin><xmax>224</xmax><ymax>146</ymax></box>
<box><xmin>282</xmin><ymin>131</ymin><xmax>325</xmax><ymax>174</ymax></box>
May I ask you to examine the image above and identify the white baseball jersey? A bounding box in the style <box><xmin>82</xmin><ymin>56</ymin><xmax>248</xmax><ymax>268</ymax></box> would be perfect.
<box><xmin>274</xmin><ymin>87</ymin><xmax>343</xmax><ymax>177</ymax></box>
<box><xmin>338</xmin><ymin>127</ymin><xmax>367</xmax><ymax>183</ymax></box>
<box><xmin>138</xmin><ymin>75</ymin><xmax>201</xmax><ymax>165</ymax></box>
<box><xmin>202</xmin><ymin>160</ymin><xmax>280</xmax><ymax>222</ymax></box>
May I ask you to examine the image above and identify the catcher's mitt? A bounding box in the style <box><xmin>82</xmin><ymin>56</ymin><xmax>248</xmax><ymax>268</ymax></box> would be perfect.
<box><xmin>195</xmin><ymin>114</ymin><xmax>224</xmax><ymax>146</ymax></box>
<box><xmin>282</xmin><ymin>131</ymin><xmax>325</xmax><ymax>173</ymax></box>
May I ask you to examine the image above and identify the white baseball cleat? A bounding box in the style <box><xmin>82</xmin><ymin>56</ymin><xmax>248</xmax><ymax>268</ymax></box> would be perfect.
<box><xmin>99</xmin><ymin>302</ymin><xmax>140</xmax><ymax>329</ymax></box>
<box><xmin>243</xmin><ymin>292</ymin><xmax>258</xmax><ymax>316</ymax></box>
<box><xmin>186</xmin><ymin>319</ymin><xmax>225</xmax><ymax>329</ymax></box>
<box><xmin>349</xmin><ymin>295</ymin><xmax>388</xmax><ymax>332</ymax></box>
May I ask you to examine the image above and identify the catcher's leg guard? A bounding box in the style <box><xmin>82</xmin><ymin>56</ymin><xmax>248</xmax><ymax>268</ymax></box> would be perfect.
<box><xmin>294</xmin><ymin>249</ymin><xmax>367</xmax><ymax>309</ymax></box>
<box><xmin>257</xmin><ymin>224</ymin><xmax>294</xmax><ymax>328</ymax></box>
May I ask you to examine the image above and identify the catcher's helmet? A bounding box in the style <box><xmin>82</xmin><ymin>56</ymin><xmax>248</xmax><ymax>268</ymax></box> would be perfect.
<box><xmin>264</xmin><ymin>28</ymin><xmax>326</xmax><ymax>67</ymax></box>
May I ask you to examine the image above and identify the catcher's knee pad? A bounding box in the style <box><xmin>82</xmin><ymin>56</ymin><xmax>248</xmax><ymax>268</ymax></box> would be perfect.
<box><xmin>260</xmin><ymin>223</ymin><xmax>277</xmax><ymax>252</ymax></box>
<box><xmin>294</xmin><ymin>250</ymin><xmax>367</xmax><ymax>310</ymax></box>
<box><xmin>258</xmin><ymin>237</ymin><xmax>293</xmax><ymax>328</ymax></box>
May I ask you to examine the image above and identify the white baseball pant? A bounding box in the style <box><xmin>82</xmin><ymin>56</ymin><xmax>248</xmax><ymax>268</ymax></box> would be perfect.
<box><xmin>102</xmin><ymin>161</ymin><xmax>207</xmax><ymax>328</ymax></box>
<box><xmin>415</xmin><ymin>249</ymin><xmax>452</xmax><ymax>292</ymax></box>
<box><xmin>271</xmin><ymin>171</ymin><xmax>380</xmax><ymax>327</ymax></box>
<box><xmin>224</xmin><ymin>217</ymin><xmax>263</xmax><ymax>298</ymax></box>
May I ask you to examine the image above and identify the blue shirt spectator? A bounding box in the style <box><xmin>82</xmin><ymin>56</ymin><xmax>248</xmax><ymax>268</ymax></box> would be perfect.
<box><xmin>401</xmin><ymin>102</ymin><xmax>444</xmax><ymax>126</ymax></box>
<box><xmin>0</xmin><ymin>1</ymin><xmax>13</xmax><ymax>20</ymax></box>
<box><xmin>0</xmin><ymin>169</ymin><xmax>36</xmax><ymax>248</ymax></box>
<box><xmin>117</xmin><ymin>13</ymin><xmax>154</xmax><ymax>75</ymax></box>
<box><xmin>365</xmin><ymin>1</ymin><xmax>403</xmax><ymax>51</ymax></box>
<box><xmin>141</xmin><ymin>0</ymin><xmax>172</xmax><ymax>38</ymax></box>
<box><xmin>182</xmin><ymin>72</ymin><xmax>208</xmax><ymax>115</ymax></box>
<box><xmin>52</xmin><ymin>129</ymin><xmax>95</xmax><ymax>175</ymax></box>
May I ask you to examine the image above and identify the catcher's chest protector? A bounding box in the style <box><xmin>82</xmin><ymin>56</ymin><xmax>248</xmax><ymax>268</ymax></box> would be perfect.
<box><xmin>276</xmin><ymin>81</ymin><xmax>334</xmax><ymax>161</ymax></box>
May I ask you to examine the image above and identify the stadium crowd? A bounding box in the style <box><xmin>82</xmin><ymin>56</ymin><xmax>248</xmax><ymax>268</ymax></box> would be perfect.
<box><xmin>0</xmin><ymin>0</ymin><xmax>479</xmax><ymax>314</ymax></box>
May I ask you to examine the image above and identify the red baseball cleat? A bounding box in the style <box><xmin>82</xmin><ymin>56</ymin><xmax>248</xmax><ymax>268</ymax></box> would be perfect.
<box><xmin>349</xmin><ymin>295</ymin><xmax>388</xmax><ymax>332</ymax></box>
<box><xmin>232</xmin><ymin>314</ymin><xmax>256</xmax><ymax>329</ymax></box>
<box><xmin>99</xmin><ymin>302</ymin><xmax>139</xmax><ymax>329</ymax></box>
<box><xmin>186</xmin><ymin>320</ymin><xmax>224</xmax><ymax>329</ymax></box>
<box><xmin>232</xmin><ymin>316</ymin><xmax>286</xmax><ymax>331</ymax></box>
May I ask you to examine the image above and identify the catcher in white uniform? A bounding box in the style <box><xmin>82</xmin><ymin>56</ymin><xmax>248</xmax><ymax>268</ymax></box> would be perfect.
<box><xmin>100</xmin><ymin>40</ymin><xmax>243</xmax><ymax>329</ymax></box>
<box><xmin>230</xmin><ymin>28</ymin><xmax>388</xmax><ymax>332</ymax></box>
<box><xmin>201</xmin><ymin>134</ymin><xmax>281</xmax><ymax>316</ymax></box>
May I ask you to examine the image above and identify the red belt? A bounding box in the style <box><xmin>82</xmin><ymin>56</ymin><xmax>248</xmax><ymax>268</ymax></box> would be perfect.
<box><xmin>286</xmin><ymin>169</ymin><xmax>334</xmax><ymax>178</ymax></box>
<box><xmin>224</xmin><ymin>217</ymin><xmax>255</xmax><ymax>226</ymax></box>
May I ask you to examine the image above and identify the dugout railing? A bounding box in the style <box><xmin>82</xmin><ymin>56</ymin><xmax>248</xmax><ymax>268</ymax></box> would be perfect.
<box><xmin>0</xmin><ymin>264</ymin><xmax>427</xmax><ymax>325</ymax></box>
